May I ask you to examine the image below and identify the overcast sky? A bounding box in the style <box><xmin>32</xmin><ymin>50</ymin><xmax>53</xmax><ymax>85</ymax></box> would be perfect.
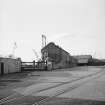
<box><xmin>0</xmin><ymin>0</ymin><xmax>105</xmax><ymax>61</ymax></box>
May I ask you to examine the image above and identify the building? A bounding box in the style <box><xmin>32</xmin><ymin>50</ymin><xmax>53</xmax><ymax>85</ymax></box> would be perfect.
<box><xmin>73</xmin><ymin>55</ymin><xmax>92</xmax><ymax>66</ymax></box>
<box><xmin>0</xmin><ymin>57</ymin><xmax>21</xmax><ymax>75</ymax></box>
<box><xmin>89</xmin><ymin>58</ymin><xmax>105</xmax><ymax>66</ymax></box>
<box><xmin>41</xmin><ymin>42</ymin><xmax>77</xmax><ymax>69</ymax></box>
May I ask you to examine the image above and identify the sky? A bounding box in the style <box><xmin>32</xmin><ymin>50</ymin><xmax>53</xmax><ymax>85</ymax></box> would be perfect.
<box><xmin>0</xmin><ymin>0</ymin><xmax>105</xmax><ymax>61</ymax></box>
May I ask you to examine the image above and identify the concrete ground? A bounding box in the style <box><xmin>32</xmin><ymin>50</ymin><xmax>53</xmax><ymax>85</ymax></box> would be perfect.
<box><xmin>0</xmin><ymin>66</ymin><xmax>105</xmax><ymax>105</ymax></box>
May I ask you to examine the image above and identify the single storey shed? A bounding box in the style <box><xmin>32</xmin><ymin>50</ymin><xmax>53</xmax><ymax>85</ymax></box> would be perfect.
<box><xmin>0</xmin><ymin>57</ymin><xmax>21</xmax><ymax>75</ymax></box>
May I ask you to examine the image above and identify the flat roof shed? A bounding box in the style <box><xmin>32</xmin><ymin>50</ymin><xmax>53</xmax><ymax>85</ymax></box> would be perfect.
<box><xmin>0</xmin><ymin>57</ymin><xmax>21</xmax><ymax>75</ymax></box>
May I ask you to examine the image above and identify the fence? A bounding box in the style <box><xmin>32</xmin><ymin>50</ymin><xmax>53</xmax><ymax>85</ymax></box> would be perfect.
<box><xmin>21</xmin><ymin>60</ymin><xmax>47</xmax><ymax>71</ymax></box>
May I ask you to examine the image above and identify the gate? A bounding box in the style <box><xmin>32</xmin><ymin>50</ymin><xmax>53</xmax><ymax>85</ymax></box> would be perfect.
<box><xmin>21</xmin><ymin>61</ymin><xmax>47</xmax><ymax>71</ymax></box>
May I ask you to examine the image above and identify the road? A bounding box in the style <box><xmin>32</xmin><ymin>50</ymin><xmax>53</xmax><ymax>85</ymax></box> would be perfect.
<box><xmin>0</xmin><ymin>66</ymin><xmax>105</xmax><ymax>105</ymax></box>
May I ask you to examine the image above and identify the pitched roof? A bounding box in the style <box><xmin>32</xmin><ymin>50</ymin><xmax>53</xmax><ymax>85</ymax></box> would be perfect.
<box><xmin>41</xmin><ymin>42</ymin><xmax>70</xmax><ymax>55</ymax></box>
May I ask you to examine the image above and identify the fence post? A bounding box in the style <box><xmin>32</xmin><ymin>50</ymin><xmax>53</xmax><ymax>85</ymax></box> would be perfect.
<box><xmin>33</xmin><ymin>60</ymin><xmax>35</xmax><ymax>70</ymax></box>
<box><xmin>45</xmin><ymin>61</ymin><xmax>47</xmax><ymax>70</ymax></box>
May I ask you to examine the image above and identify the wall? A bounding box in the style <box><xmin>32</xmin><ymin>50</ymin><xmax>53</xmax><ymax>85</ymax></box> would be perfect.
<box><xmin>0</xmin><ymin>57</ymin><xmax>21</xmax><ymax>75</ymax></box>
<box><xmin>53</xmin><ymin>49</ymin><xmax>77</xmax><ymax>69</ymax></box>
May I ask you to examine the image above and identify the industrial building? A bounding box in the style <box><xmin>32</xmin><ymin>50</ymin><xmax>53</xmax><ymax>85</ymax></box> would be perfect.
<box><xmin>73</xmin><ymin>55</ymin><xmax>92</xmax><ymax>66</ymax></box>
<box><xmin>0</xmin><ymin>57</ymin><xmax>21</xmax><ymax>75</ymax></box>
<box><xmin>41</xmin><ymin>42</ymin><xmax>77</xmax><ymax>69</ymax></box>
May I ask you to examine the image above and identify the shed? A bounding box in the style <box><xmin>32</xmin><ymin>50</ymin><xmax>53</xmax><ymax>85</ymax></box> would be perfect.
<box><xmin>73</xmin><ymin>55</ymin><xmax>92</xmax><ymax>66</ymax></box>
<box><xmin>0</xmin><ymin>57</ymin><xmax>21</xmax><ymax>75</ymax></box>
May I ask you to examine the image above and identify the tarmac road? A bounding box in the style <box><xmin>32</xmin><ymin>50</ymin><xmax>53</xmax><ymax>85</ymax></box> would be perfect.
<box><xmin>0</xmin><ymin>66</ymin><xmax>105</xmax><ymax>105</ymax></box>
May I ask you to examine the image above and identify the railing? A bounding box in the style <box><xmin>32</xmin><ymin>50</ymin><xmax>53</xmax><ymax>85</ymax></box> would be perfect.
<box><xmin>21</xmin><ymin>60</ymin><xmax>47</xmax><ymax>71</ymax></box>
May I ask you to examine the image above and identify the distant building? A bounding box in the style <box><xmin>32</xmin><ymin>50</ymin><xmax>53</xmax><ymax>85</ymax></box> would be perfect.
<box><xmin>73</xmin><ymin>55</ymin><xmax>92</xmax><ymax>66</ymax></box>
<box><xmin>0</xmin><ymin>57</ymin><xmax>21</xmax><ymax>75</ymax></box>
<box><xmin>41</xmin><ymin>42</ymin><xmax>77</xmax><ymax>69</ymax></box>
<box><xmin>89</xmin><ymin>58</ymin><xmax>105</xmax><ymax>66</ymax></box>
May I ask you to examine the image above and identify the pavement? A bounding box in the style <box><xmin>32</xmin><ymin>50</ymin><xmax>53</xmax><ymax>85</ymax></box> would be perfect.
<box><xmin>0</xmin><ymin>66</ymin><xmax>105</xmax><ymax>105</ymax></box>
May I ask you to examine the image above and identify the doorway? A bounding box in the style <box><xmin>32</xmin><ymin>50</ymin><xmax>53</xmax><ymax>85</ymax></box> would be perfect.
<box><xmin>1</xmin><ymin>62</ymin><xmax>4</xmax><ymax>75</ymax></box>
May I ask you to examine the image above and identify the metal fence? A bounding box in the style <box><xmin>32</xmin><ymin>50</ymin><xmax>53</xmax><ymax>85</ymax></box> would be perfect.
<box><xmin>21</xmin><ymin>61</ymin><xmax>47</xmax><ymax>71</ymax></box>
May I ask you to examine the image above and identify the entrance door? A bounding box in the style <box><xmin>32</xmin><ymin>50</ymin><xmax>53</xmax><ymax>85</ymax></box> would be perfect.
<box><xmin>1</xmin><ymin>62</ymin><xmax>4</xmax><ymax>75</ymax></box>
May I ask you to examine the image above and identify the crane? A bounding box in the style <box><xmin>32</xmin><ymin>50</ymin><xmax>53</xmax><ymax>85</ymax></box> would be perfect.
<box><xmin>42</xmin><ymin>34</ymin><xmax>47</xmax><ymax>49</ymax></box>
<box><xmin>12</xmin><ymin>42</ymin><xmax>17</xmax><ymax>56</ymax></box>
<box><xmin>8</xmin><ymin>42</ymin><xmax>17</xmax><ymax>58</ymax></box>
<box><xmin>32</xmin><ymin>49</ymin><xmax>39</xmax><ymax>61</ymax></box>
